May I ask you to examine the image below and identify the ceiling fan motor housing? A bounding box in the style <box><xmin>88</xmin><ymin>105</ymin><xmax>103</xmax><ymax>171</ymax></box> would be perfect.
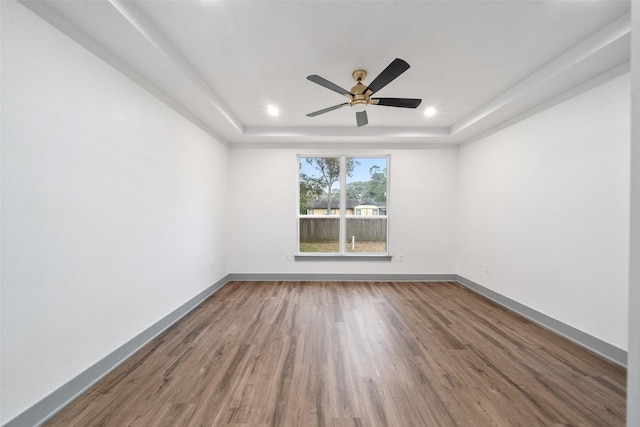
<box><xmin>350</xmin><ymin>70</ymin><xmax>370</xmax><ymax>111</ymax></box>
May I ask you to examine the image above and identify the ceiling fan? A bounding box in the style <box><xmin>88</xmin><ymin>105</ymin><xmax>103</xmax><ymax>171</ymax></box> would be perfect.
<box><xmin>306</xmin><ymin>58</ymin><xmax>422</xmax><ymax>127</ymax></box>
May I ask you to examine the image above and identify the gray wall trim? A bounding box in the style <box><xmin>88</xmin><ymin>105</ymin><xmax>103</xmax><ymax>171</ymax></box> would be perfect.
<box><xmin>294</xmin><ymin>255</ymin><xmax>393</xmax><ymax>261</ymax></box>
<box><xmin>3</xmin><ymin>275</ymin><xmax>231</xmax><ymax>427</ymax></box>
<box><xmin>7</xmin><ymin>273</ymin><xmax>627</xmax><ymax>426</ymax></box>
<box><xmin>226</xmin><ymin>273</ymin><xmax>458</xmax><ymax>282</ymax></box>
<box><xmin>455</xmin><ymin>275</ymin><xmax>627</xmax><ymax>367</ymax></box>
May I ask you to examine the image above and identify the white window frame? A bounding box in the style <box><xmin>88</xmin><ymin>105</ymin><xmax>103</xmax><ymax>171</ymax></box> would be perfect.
<box><xmin>297</xmin><ymin>154</ymin><xmax>390</xmax><ymax>257</ymax></box>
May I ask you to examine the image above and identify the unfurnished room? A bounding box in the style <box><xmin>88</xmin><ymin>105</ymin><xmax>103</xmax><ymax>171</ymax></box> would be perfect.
<box><xmin>2</xmin><ymin>1</ymin><xmax>640</xmax><ymax>426</ymax></box>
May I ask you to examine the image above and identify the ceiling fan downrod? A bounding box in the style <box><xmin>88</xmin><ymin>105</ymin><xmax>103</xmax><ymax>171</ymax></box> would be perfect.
<box><xmin>350</xmin><ymin>69</ymin><xmax>369</xmax><ymax>112</ymax></box>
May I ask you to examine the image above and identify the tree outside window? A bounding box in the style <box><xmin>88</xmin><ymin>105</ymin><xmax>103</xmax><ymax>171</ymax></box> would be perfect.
<box><xmin>298</xmin><ymin>156</ymin><xmax>388</xmax><ymax>254</ymax></box>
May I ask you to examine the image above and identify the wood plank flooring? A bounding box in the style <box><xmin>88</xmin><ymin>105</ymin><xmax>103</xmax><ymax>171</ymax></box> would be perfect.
<box><xmin>45</xmin><ymin>281</ymin><xmax>626</xmax><ymax>426</ymax></box>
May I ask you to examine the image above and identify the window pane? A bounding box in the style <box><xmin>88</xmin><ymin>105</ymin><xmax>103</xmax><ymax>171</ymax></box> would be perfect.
<box><xmin>346</xmin><ymin>218</ymin><xmax>387</xmax><ymax>253</ymax></box>
<box><xmin>299</xmin><ymin>157</ymin><xmax>341</xmax><ymax>215</ymax></box>
<box><xmin>298</xmin><ymin>155</ymin><xmax>388</xmax><ymax>255</ymax></box>
<box><xmin>346</xmin><ymin>157</ymin><xmax>387</xmax><ymax>216</ymax></box>
<box><xmin>299</xmin><ymin>218</ymin><xmax>340</xmax><ymax>253</ymax></box>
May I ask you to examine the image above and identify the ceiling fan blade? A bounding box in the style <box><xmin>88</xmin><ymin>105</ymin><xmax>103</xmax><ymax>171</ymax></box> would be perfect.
<box><xmin>356</xmin><ymin>110</ymin><xmax>368</xmax><ymax>127</ymax></box>
<box><xmin>370</xmin><ymin>98</ymin><xmax>422</xmax><ymax>108</ymax></box>
<box><xmin>307</xmin><ymin>75</ymin><xmax>354</xmax><ymax>97</ymax></box>
<box><xmin>306</xmin><ymin>102</ymin><xmax>349</xmax><ymax>117</ymax></box>
<box><xmin>365</xmin><ymin>58</ymin><xmax>410</xmax><ymax>94</ymax></box>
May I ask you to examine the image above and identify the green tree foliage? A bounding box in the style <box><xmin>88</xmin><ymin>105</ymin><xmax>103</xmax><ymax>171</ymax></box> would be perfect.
<box><xmin>346</xmin><ymin>166</ymin><xmax>387</xmax><ymax>202</ymax></box>
<box><xmin>300</xmin><ymin>157</ymin><xmax>357</xmax><ymax>214</ymax></box>
<box><xmin>346</xmin><ymin>181</ymin><xmax>370</xmax><ymax>200</ymax></box>
<box><xmin>299</xmin><ymin>178</ymin><xmax>323</xmax><ymax>214</ymax></box>
<box><xmin>368</xmin><ymin>166</ymin><xmax>387</xmax><ymax>202</ymax></box>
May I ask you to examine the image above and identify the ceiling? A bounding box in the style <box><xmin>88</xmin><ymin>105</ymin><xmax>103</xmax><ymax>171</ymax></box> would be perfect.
<box><xmin>20</xmin><ymin>0</ymin><xmax>631</xmax><ymax>147</ymax></box>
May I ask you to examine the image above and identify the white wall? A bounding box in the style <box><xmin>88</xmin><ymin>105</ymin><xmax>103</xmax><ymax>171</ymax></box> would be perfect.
<box><xmin>457</xmin><ymin>74</ymin><xmax>630</xmax><ymax>350</ymax></box>
<box><xmin>627</xmin><ymin>1</ymin><xmax>640</xmax><ymax>424</ymax></box>
<box><xmin>0</xmin><ymin>2</ymin><xmax>229</xmax><ymax>423</ymax></box>
<box><xmin>228</xmin><ymin>147</ymin><xmax>458</xmax><ymax>275</ymax></box>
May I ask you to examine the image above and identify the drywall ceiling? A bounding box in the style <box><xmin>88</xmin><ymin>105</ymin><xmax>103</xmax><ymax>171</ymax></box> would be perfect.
<box><xmin>20</xmin><ymin>0</ymin><xmax>631</xmax><ymax>147</ymax></box>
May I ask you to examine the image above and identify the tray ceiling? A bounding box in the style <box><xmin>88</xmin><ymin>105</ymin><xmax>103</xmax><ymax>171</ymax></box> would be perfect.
<box><xmin>19</xmin><ymin>0</ymin><xmax>631</xmax><ymax>147</ymax></box>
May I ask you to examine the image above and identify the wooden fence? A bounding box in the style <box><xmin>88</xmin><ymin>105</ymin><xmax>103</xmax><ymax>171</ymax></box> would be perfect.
<box><xmin>299</xmin><ymin>217</ymin><xmax>387</xmax><ymax>242</ymax></box>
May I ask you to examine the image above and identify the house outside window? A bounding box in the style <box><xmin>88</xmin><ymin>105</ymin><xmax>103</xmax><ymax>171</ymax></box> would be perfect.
<box><xmin>298</xmin><ymin>156</ymin><xmax>388</xmax><ymax>254</ymax></box>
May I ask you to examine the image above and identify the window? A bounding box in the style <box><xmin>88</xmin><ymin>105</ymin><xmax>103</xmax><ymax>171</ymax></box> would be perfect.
<box><xmin>298</xmin><ymin>156</ymin><xmax>388</xmax><ymax>254</ymax></box>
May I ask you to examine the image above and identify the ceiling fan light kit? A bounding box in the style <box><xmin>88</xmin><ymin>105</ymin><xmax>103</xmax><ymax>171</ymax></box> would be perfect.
<box><xmin>306</xmin><ymin>58</ymin><xmax>422</xmax><ymax>127</ymax></box>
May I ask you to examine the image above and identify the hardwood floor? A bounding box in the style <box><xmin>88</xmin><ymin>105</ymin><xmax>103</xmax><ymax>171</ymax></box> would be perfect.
<box><xmin>45</xmin><ymin>281</ymin><xmax>626</xmax><ymax>426</ymax></box>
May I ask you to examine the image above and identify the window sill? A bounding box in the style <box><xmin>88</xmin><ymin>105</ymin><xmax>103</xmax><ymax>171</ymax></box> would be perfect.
<box><xmin>294</xmin><ymin>254</ymin><xmax>393</xmax><ymax>261</ymax></box>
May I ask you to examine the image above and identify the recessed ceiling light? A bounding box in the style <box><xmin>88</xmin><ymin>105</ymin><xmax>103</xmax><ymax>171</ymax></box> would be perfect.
<box><xmin>267</xmin><ymin>105</ymin><xmax>280</xmax><ymax>117</ymax></box>
<box><xmin>424</xmin><ymin>106</ymin><xmax>437</xmax><ymax>117</ymax></box>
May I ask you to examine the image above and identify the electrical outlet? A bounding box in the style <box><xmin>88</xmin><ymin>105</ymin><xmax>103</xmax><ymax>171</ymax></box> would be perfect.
<box><xmin>485</xmin><ymin>264</ymin><xmax>490</xmax><ymax>274</ymax></box>
<box><xmin>285</xmin><ymin>253</ymin><xmax>291</xmax><ymax>261</ymax></box>
<box><xmin>398</xmin><ymin>254</ymin><xmax>404</xmax><ymax>262</ymax></box>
